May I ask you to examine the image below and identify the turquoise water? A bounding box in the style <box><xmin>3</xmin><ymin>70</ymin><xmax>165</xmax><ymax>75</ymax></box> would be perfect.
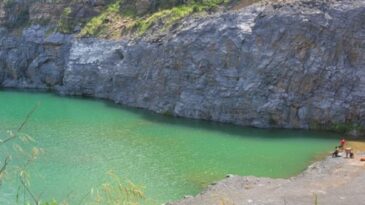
<box><xmin>0</xmin><ymin>90</ymin><xmax>337</xmax><ymax>204</ymax></box>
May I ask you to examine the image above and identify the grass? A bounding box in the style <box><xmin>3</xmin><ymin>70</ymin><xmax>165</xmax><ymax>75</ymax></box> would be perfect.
<box><xmin>87</xmin><ymin>171</ymin><xmax>148</xmax><ymax>205</ymax></box>
<box><xmin>5</xmin><ymin>0</ymin><xmax>237</xmax><ymax>37</ymax></box>
<box><xmin>79</xmin><ymin>0</ymin><xmax>127</xmax><ymax>38</ymax></box>
<box><xmin>313</xmin><ymin>193</ymin><xmax>318</xmax><ymax>205</ymax></box>
<box><xmin>133</xmin><ymin>4</ymin><xmax>196</xmax><ymax>34</ymax></box>
<box><xmin>57</xmin><ymin>7</ymin><xmax>73</xmax><ymax>33</ymax></box>
<box><xmin>4</xmin><ymin>0</ymin><xmax>242</xmax><ymax>37</ymax></box>
<box><xmin>132</xmin><ymin>0</ymin><xmax>231</xmax><ymax>35</ymax></box>
<box><xmin>79</xmin><ymin>0</ymin><xmax>233</xmax><ymax>38</ymax></box>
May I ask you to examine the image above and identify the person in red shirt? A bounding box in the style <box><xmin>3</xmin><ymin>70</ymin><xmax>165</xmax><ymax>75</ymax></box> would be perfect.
<box><xmin>339</xmin><ymin>138</ymin><xmax>346</xmax><ymax>149</ymax></box>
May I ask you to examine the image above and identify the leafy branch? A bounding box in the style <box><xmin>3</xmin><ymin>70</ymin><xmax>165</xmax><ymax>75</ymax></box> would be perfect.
<box><xmin>0</xmin><ymin>103</ymin><xmax>40</xmax><ymax>146</ymax></box>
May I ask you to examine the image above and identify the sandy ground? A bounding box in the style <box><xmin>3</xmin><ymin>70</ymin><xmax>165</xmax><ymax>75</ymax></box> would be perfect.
<box><xmin>169</xmin><ymin>141</ymin><xmax>365</xmax><ymax>205</ymax></box>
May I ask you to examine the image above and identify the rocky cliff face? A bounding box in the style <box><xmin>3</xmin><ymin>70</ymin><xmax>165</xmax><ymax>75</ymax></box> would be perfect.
<box><xmin>0</xmin><ymin>0</ymin><xmax>364</xmax><ymax>135</ymax></box>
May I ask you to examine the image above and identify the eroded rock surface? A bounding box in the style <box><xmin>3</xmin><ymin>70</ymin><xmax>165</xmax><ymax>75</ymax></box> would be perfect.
<box><xmin>0</xmin><ymin>0</ymin><xmax>364</xmax><ymax>134</ymax></box>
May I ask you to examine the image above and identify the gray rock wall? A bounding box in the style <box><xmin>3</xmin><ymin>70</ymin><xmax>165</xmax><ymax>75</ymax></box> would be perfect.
<box><xmin>0</xmin><ymin>0</ymin><xmax>364</xmax><ymax>134</ymax></box>
<box><xmin>0</xmin><ymin>25</ymin><xmax>70</xmax><ymax>89</ymax></box>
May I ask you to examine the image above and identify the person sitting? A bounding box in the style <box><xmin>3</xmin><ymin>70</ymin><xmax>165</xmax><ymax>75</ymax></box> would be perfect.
<box><xmin>350</xmin><ymin>151</ymin><xmax>354</xmax><ymax>159</ymax></box>
<box><xmin>332</xmin><ymin>146</ymin><xmax>340</xmax><ymax>158</ymax></box>
<box><xmin>345</xmin><ymin>147</ymin><xmax>352</xmax><ymax>158</ymax></box>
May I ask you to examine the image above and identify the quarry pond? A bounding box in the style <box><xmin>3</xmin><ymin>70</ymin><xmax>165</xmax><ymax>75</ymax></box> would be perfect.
<box><xmin>0</xmin><ymin>90</ymin><xmax>338</xmax><ymax>204</ymax></box>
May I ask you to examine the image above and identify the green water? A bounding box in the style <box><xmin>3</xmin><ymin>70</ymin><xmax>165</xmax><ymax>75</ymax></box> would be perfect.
<box><xmin>0</xmin><ymin>91</ymin><xmax>337</xmax><ymax>204</ymax></box>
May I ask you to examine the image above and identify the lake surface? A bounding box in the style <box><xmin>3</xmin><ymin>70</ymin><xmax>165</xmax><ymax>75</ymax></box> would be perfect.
<box><xmin>0</xmin><ymin>90</ymin><xmax>337</xmax><ymax>204</ymax></box>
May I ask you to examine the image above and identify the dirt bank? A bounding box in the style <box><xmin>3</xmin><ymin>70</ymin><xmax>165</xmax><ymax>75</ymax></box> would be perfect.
<box><xmin>169</xmin><ymin>142</ymin><xmax>365</xmax><ymax>205</ymax></box>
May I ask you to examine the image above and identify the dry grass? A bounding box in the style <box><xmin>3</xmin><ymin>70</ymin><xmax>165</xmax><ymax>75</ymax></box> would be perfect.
<box><xmin>347</xmin><ymin>140</ymin><xmax>365</xmax><ymax>152</ymax></box>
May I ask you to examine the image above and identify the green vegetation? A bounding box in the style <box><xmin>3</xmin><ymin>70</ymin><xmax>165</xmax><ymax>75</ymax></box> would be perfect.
<box><xmin>57</xmin><ymin>7</ymin><xmax>73</xmax><ymax>33</ymax></box>
<box><xmin>330</xmin><ymin>122</ymin><xmax>365</xmax><ymax>134</ymax></box>
<box><xmin>0</xmin><ymin>105</ymin><xmax>44</xmax><ymax>204</ymax></box>
<box><xmin>313</xmin><ymin>193</ymin><xmax>319</xmax><ymax>205</ymax></box>
<box><xmin>79</xmin><ymin>0</ymin><xmax>129</xmax><ymax>38</ymax></box>
<box><xmin>132</xmin><ymin>0</ymin><xmax>230</xmax><ymax>34</ymax></box>
<box><xmin>79</xmin><ymin>0</ymin><xmax>234</xmax><ymax>38</ymax></box>
<box><xmin>309</xmin><ymin>120</ymin><xmax>365</xmax><ymax>134</ymax></box>
<box><xmin>88</xmin><ymin>171</ymin><xmax>147</xmax><ymax>205</ymax></box>
<box><xmin>2</xmin><ymin>0</ymin><xmax>240</xmax><ymax>37</ymax></box>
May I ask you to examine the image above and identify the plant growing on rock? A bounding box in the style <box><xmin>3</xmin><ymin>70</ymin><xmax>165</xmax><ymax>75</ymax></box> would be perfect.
<box><xmin>0</xmin><ymin>104</ymin><xmax>44</xmax><ymax>204</ymax></box>
<box><xmin>57</xmin><ymin>7</ymin><xmax>73</xmax><ymax>33</ymax></box>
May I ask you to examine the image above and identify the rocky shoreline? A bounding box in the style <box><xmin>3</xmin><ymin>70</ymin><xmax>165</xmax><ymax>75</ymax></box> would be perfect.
<box><xmin>1</xmin><ymin>0</ymin><xmax>364</xmax><ymax>136</ymax></box>
<box><xmin>169</xmin><ymin>146</ymin><xmax>365</xmax><ymax>205</ymax></box>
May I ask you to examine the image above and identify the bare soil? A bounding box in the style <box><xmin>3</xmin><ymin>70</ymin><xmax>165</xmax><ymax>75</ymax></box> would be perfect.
<box><xmin>169</xmin><ymin>141</ymin><xmax>365</xmax><ymax>205</ymax></box>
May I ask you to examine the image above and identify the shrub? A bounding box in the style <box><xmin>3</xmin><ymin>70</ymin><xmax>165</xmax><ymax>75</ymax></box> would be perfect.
<box><xmin>57</xmin><ymin>7</ymin><xmax>74</xmax><ymax>33</ymax></box>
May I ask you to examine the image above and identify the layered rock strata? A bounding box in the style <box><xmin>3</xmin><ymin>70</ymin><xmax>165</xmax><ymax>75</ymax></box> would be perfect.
<box><xmin>0</xmin><ymin>0</ymin><xmax>364</xmax><ymax>134</ymax></box>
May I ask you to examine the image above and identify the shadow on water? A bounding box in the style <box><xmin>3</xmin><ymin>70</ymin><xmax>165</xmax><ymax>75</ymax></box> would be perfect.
<box><xmin>0</xmin><ymin>88</ymin><xmax>342</xmax><ymax>140</ymax></box>
<box><xmin>91</xmin><ymin>96</ymin><xmax>342</xmax><ymax>141</ymax></box>
<box><xmin>104</xmin><ymin>101</ymin><xmax>341</xmax><ymax>141</ymax></box>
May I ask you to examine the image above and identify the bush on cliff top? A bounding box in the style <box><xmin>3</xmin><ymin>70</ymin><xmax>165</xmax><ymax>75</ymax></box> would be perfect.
<box><xmin>132</xmin><ymin>0</ymin><xmax>231</xmax><ymax>35</ymax></box>
<box><xmin>57</xmin><ymin>7</ymin><xmax>73</xmax><ymax>33</ymax></box>
<box><xmin>79</xmin><ymin>0</ymin><xmax>234</xmax><ymax>38</ymax></box>
<box><xmin>1</xmin><ymin>0</ymin><xmax>242</xmax><ymax>37</ymax></box>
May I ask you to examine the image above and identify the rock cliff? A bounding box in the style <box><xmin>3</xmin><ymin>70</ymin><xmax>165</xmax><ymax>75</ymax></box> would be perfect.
<box><xmin>0</xmin><ymin>0</ymin><xmax>364</xmax><ymax>135</ymax></box>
